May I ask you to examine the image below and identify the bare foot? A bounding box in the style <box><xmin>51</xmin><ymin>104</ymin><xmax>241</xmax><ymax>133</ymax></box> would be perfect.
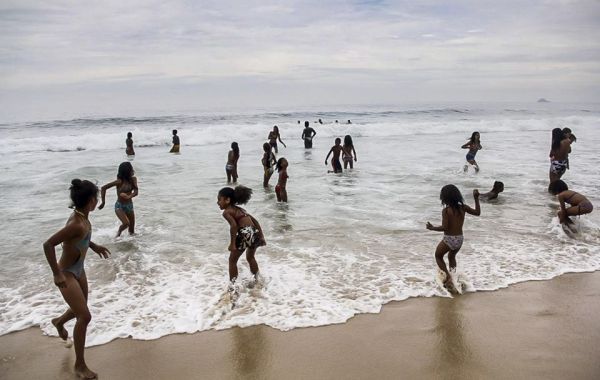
<box><xmin>51</xmin><ymin>318</ymin><xmax>68</xmax><ymax>341</ymax></box>
<box><xmin>75</xmin><ymin>364</ymin><xmax>98</xmax><ymax>379</ymax></box>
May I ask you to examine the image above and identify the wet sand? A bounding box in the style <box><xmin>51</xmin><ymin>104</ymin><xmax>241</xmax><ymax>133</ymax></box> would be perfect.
<box><xmin>1</xmin><ymin>271</ymin><xmax>599</xmax><ymax>380</ymax></box>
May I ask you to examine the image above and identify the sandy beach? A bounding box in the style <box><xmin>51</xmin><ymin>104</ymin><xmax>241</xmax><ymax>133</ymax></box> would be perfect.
<box><xmin>1</xmin><ymin>271</ymin><xmax>599</xmax><ymax>379</ymax></box>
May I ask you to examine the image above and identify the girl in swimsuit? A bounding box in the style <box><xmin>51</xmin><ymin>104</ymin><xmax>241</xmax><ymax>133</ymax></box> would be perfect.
<box><xmin>268</xmin><ymin>125</ymin><xmax>286</xmax><ymax>154</ymax></box>
<box><xmin>275</xmin><ymin>157</ymin><xmax>289</xmax><ymax>202</ymax></box>
<box><xmin>262</xmin><ymin>142</ymin><xmax>276</xmax><ymax>187</ymax></box>
<box><xmin>43</xmin><ymin>179</ymin><xmax>111</xmax><ymax>380</ymax></box>
<box><xmin>426</xmin><ymin>185</ymin><xmax>480</xmax><ymax>291</ymax></box>
<box><xmin>226</xmin><ymin>142</ymin><xmax>240</xmax><ymax>183</ymax></box>
<box><xmin>548</xmin><ymin>128</ymin><xmax>571</xmax><ymax>190</ymax></box>
<box><xmin>125</xmin><ymin>132</ymin><xmax>135</xmax><ymax>156</ymax></box>
<box><xmin>217</xmin><ymin>186</ymin><xmax>266</xmax><ymax>287</ymax></box>
<box><xmin>461</xmin><ymin>131</ymin><xmax>482</xmax><ymax>173</ymax></box>
<box><xmin>99</xmin><ymin>162</ymin><xmax>139</xmax><ymax>237</ymax></box>
<box><xmin>549</xmin><ymin>180</ymin><xmax>593</xmax><ymax>225</ymax></box>
<box><xmin>342</xmin><ymin>135</ymin><xmax>357</xmax><ymax>169</ymax></box>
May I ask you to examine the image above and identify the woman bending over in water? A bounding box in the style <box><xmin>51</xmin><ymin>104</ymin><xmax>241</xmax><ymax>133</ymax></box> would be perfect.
<box><xmin>549</xmin><ymin>180</ymin><xmax>593</xmax><ymax>225</ymax></box>
<box><xmin>99</xmin><ymin>162</ymin><xmax>138</xmax><ymax>237</ymax></box>
<box><xmin>43</xmin><ymin>179</ymin><xmax>111</xmax><ymax>380</ymax></box>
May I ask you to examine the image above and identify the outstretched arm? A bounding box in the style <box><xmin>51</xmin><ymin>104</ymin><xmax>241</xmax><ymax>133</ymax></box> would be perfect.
<box><xmin>278</xmin><ymin>134</ymin><xmax>286</xmax><ymax>147</ymax></box>
<box><xmin>461</xmin><ymin>142</ymin><xmax>470</xmax><ymax>149</ymax></box>
<box><xmin>99</xmin><ymin>180</ymin><xmax>119</xmax><ymax>209</ymax></box>
<box><xmin>464</xmin><ymin>189</ymin><xmax>481</xmax><ymax>216</ymax></box>
<box><xmin>426</xmin><ymin>208</ymin><xmax>448</xmax><ymax>232</ymax></box>
<box><xmin>352</xmin><ymin>146</ymin><xmax>357</xmax><ymax>161</ymax></box>
<box><xmin>325</xmin><ymin>148</ymin><xmax>333</xmax><ymax>164</ymax></box>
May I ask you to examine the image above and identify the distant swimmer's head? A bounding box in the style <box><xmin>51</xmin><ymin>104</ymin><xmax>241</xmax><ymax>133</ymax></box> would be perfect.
<box><xmin>218</xmin><ymin>185</ymin><xmax>252</xmax><ymax>209</ymax></box>
<box><xmin>304</xmin><ymin>121</ymin><xmax>309</xmax><ymax>127</ymax></box>
<box><xmin>493</xmin><ymin>181</ymin><xmax>504</xmax><ymax>193</ymax></box>
<box><xmin>347</xmin><ymin>120</ymin><xmax>352</xmax><ymax>124</ymax></box>
<box><xmin>549</xmin><ymin>180</ymin><xmax>568</xmax><ymax>195</ymax></box>
<box><xmin>172</xmin><ymin>129</ymin><xmax>178</xmax><ymax>135</ymax></box>
<box><xmin>440</xmin><ymin>184</ymin><xmax>464</xmax><ymax>211</ymax></box>
<box><xmin>344</xmin><ymin>135</ymin><xmax>353</xmax><ymax>146</ymax></box>
<box><xmin>231</xmin><ymin>142</ymin><xmax>239</xmax><ymax>156</ymax></box>
<box><xmin>70</xmin><ymin>179</ymin><xmax>98</xmax><ymax>211</ymax></box>
<box><xmin>276</xmin><ymin>157</ymin><xmax>288</xmax><ymax>171</ymax></box>
<box><xmin>335</xmin><ymin>120</ymin><xmax>339</xmax><ymax>123</ymax></box>
<box><xmin>470</xmin><ymin>131</ymin><xmax>480</xmax><ymax>143</ymax></box>
<box><xmin>297</xmin><ymin>120</ymin><xmax>301</xmax><ymax>124</ymax></box>
<box><xmin>117</xmin><ymin>162</ymin><xmax>134</xmax><ymax>182</ymax></box>
<box><xmin>335</xmin><ymin>137</ymin><xmax>341</xmax><ymax>145</ymax></box>
<box><xmin>127</xmin><ymin>132</ymin><xmax>132</xmax><ymax>139</ymax></box>
<box><xmin>263</xmin><ymin>142</ymin><xmax>272</xmax><ymax>153</ymax></box>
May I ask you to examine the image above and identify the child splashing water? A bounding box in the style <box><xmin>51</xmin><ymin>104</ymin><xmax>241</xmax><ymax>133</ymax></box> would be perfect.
<box><xmin>217</xmin><ymin>186</ymin><xmax>266</xmax><ymax>294</ymax></box>
<box><xmin>462</xmin><ymin>132</ymin><xmax>482</xmax><ymax>173</ymax></box>
<box><xmin>426</xmin><ymin>185</ymin><xmax>480</xmax><ymax>293</ymax></box>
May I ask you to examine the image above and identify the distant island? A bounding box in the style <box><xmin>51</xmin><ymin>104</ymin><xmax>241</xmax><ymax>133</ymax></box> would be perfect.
<box><xmin>537</xmin><ymin>98</ymin><xmax>550</xmax><ymax>103</ymax></box>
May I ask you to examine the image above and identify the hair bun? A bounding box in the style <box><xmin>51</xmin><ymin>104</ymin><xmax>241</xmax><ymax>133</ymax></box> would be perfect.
<box><xmin>71</xmin><ymin>178</ymin><xmax>82</xmax><ymax>187</ymax></box>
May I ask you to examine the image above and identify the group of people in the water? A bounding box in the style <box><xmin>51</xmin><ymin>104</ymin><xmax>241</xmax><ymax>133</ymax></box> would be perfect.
<box><xmin>43</xmin><ymin>121</ymin><xmax>593</xmax><ymax>379</ymax></box>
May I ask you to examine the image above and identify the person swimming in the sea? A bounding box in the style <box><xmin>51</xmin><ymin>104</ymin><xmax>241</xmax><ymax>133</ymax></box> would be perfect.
<box><xmin>275</xmin><ymin>157</ymin><xmax>289</xmax><ymax>202</ymax></box>
<box><xmin>301</xmin><ymin>121</ymin><xmax>317</xmax><ymax>149</ymax></box>
<box><xmin>98</xmin><ymin>162</ymin><xmax>138</xmax><ymax>237</ymax></box>
<box><xmin>481</xmin><ymin>181</ymin><xmax>504</xmax><ymax>200</ymax></box>
<box><xmin>43</xmin><ymin>179</ymin><xmax>111</xmax><ymax>380</ymax></box>
<box><xmin>549</xmin><ymin>180</ymin><xmax>593</xmax><ymax>225</ymax></box>
<box><xmin>426</xmin><ymin>185</ymin><xmax>480</xmax><ymax>292</ymax></box>
<box><xmin>325</xmin><ymin>137</ymin><xmax>344</xmax><ymax>173</ymax></box>
<box><xmin>125</xmin><ymin>132</ymin><xmax>135</xmax><ymax>156</ymax></box>
<box><xmin>268</xmin><ymin>126</ymin><xmax>286</xmax><ymax>154</ymax></box>
<box><xmin>226</xmin><ymin>142</ymin><xmax>240</xmax><ymax>183</ymax></box>
<box><xmin>462</xmin><ymin>132</ymin><xmax>482</xmax><ymax>173</ymax></box>
<box><xmin>169</xmin><ymin>129</ymin><xmax>180</xmax><ymax>153</ymax></box>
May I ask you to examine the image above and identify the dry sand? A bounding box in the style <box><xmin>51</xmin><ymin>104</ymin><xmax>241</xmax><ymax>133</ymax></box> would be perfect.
<box><xmin>1</xmin><ymin>272</ymin><xmax>599</xmax><ymax>379</ymax></box>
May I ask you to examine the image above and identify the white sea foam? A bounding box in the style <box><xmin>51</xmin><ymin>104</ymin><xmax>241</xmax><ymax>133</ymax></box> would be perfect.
<box><xmin>0</xmin><ymin>103</ymin><xmax>599</xmax><ymax>346</ymax></box>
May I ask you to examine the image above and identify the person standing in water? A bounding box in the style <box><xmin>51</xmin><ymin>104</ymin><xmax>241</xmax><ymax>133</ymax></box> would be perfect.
<box><xmin>548</xmin><ymin>128</ymin><xmax>571</xmax><ymax>189</ymax></box>
<box><xmin>268</xmin><ymin>126</ymin><xmax>286</xmax><ymax>154</ymax></box>
<box><xmin>43</xmin><ymin>179</ymin><xmax>111</xmax><ymax>380</ymax></box>
<box><xmin>99</xmin><ymin>162</ymin><xmax>138</xmax><ymax>237</ymax></box>
<box><xmin>301</xmin><ymin>121</ymin><xmax>317</xmax><ymax>149</ymax></box>
<box><xmin>342</xmin><ymin>135</ymin><xmax>357</xmax><ymax>169</ymax></box>
<box><xmin>217</xmin><ymin>186</ymin><xmax>266</xmax><ymax>288</ymax></box>
<box><xmin>462</xmin><ymin>132</ymin><xmax>482</xmax><ymax>173</ymax></box>
<box><xmin>170</xmin><ymin>129</ymin><xmax>180</xmax><ymax>153</ymax></box>
<box><xmin>226</xmin><ymin>142</ymin><xmax>240</xmax><ymax>183</ymax></box>
<box><xmin>125</xmin><ymin>132</ymin><xmax>135</xmax><ymax>156</ymax></box>
<box><xmin>262</xmin><ymin>142</ymin><xmax>277</xmax><ymax>187</ymax></box>
<box><xmin>275</xmin><ymin>157</ymin><xmax>289</xmax><ymax>202</ymax></box>
<box><xmin>325</xmin><ymin>137</ymin><xmax>344</xmax><ymax>173</ymax></box>
<box><xmin>426</xmin><ymin>185</ymin><xmax>480</xmax><ymax>292</ymax></box>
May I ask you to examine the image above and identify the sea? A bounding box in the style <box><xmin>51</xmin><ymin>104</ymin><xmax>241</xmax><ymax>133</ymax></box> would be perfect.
<box><xmin>1</xmin><ymin>102</ymin><xmax>599</xmax><ymax>346</ymax></box>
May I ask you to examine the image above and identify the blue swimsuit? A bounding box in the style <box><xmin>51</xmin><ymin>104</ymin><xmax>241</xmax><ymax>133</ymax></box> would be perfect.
<box><xmin>62</xmin><ymin>230</ymin><xmax>91</xmax><ymax>279</ymax></box>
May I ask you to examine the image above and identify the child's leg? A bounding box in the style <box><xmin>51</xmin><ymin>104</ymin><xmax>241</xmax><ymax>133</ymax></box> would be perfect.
<box><xmin>447</xmin><ymin>249</ymin><xmax>460</xmax><ymax>271</ymax></box>
<box><xmin>226</xmin><ymin>170</ymin><xmax>231</xmax><ymax>183</ymax></box>
<box><xmin>115</xmin><ymin>209</ymin><xmax>130</xmax><ymax>237</ymax></box>
<box><xmin>344</xmin><ymin>159</ymin><xmax>348</xmax><ymax>169</ymax></box>
<box><xmin>282</xmin><ymin>188</ymin><xmax>288</xmax><ymax>202</ymax></box>
<box><xmin>127</xmin><ymin>211</ymin><xmax>135</xmax><ymax>235</ymax></box>
<box><xmin>434</xmin><ymin>240</ymin><xmax>451</xmax><ymax>281</ymax></box>
<box><xmin>228</xmin><ymin>249</ymin><xmax>244</xmax><ymax>281</ymax></box>
<box><xmin>245</xmin><ymin>247</ymin><xmax>259</xmax><ymax>276</ymax></box>
<box><xmin>275</xmin><ymin>186</ymin><xmax>282</xmax><ymax>202</ymax></box>
<box><xmin>349</xmin><ymin>160</ymin><xmax>354</xmax><ymax>169</ymax></box>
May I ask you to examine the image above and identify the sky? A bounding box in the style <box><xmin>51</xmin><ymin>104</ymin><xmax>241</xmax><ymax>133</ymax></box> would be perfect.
<box><xmin>1</xmin><ymin>0</ymin><xmax>599</xmax><ymax>120</ymax></box>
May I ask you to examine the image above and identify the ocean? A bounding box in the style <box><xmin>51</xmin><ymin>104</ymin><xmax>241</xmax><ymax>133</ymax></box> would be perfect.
<box><xmin>1</xmin><ymin>103</ymin><xmax>599</xmax><ymax>346</ymax></box>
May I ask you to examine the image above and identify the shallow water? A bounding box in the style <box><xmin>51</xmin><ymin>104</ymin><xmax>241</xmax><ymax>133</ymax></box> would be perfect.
<box><xmin>0</xmin><ymin>103</ymin><xmax>599</xmax><ymax>345</ymax></box>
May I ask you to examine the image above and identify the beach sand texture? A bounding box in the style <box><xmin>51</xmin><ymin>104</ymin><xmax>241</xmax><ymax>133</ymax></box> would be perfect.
<box><xmin>1</xmin><ymin>272</ymin><xmax>599</xmax><ymax>380</ymax></box>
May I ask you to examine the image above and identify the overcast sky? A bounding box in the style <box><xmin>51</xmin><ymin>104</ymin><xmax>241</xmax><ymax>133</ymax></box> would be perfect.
<box><xmin>1</xmin><ymin>0</ymin><xmax>599</xmax><ymax>119</ymax></box>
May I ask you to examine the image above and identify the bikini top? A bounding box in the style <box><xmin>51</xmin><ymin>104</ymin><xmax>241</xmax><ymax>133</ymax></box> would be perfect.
<box><xmin>233</xmin><ymin>207</ymin><xmax>250</xmax><ymax>224</ymax></box>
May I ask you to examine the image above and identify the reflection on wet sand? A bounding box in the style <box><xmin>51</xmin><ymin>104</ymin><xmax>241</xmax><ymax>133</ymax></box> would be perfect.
<box><xmin>231</xmin><ymin>326</ymin><xmax>271</xmax><ymax>379</ymax></box>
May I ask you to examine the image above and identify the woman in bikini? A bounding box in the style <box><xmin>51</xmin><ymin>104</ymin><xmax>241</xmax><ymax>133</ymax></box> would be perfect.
<box><xmin>226</xmin><ymin>142</ymin><xmax>240</xmax><ymax>183</ymax></box>
<box><xmin>548</xmin><ymin>128</ymin><xmax>571</xmax><ymax>190</ymax></box>
<box><xmin>461</xmin><ymin>132</ymin><xmax>482</xmax><ymax>172</ymax></box>
<box><xmin>99</xmin><ymin>162</ymin><xmax>138</xmax><ymax>237</ymax></box>
<box><xmin>549</xmin><ymin>180</ymin><xmax>593</xmax><ymax>225</ymax></box>
<box><xmin>217</xmin><ymin>186</ymin><xmax>266</xmax><ymax>289</ymax></box>
<box><xmin>275</xmin><ymin>157</ymin><xmax>289</xmax><ymax>202</ymax></box>
<box><xmin>125</xmin><ymin>132</ymin><xmax>135</xmax><ymax>156</ymax></box>
<box><xmin>342</xmin><ymin>135</ymin><xmax>357</xmax><ymax>169</ymax></box>
<box><xmin>43</xmin><ymin>179</ymin><xmax>111</xmax><ymax>380</ymax></box>
<box><xmin>426</xmin><ymin>185</ymin><xmax>480</xmax><ymax>291</ymax></box>
<box><xmin>262</xmin><ymin>142</ymin><xmax>276</xmax><ymax>187</ymax></box>
<box><xmin>268</xmin><ymin>125</ymin><xmax>286</xmax><ymax>154</ymax></box>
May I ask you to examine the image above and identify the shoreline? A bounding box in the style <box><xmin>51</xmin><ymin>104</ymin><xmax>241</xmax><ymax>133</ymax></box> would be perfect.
<box><xmin>2</xmin><ymin>271</ymin><xmax>600</xmax><ymax>379</ymax></box>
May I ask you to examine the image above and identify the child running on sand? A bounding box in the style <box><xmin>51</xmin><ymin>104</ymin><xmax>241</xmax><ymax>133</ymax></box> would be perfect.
<box><xmin>217</xmin><ymin>186</ymin><xmax>266</xmax><ymax>288</ymax></box>
<box><xmin>426</xmin><ymin>185</ymin><xmax>480</xmax><ymax>291</ymax></box>
<box><xmin>342</xmin><ymin>135</ymin><xmax>357</xmax><ymax>169</ymax></box>
<box><xmin>226</xmin><ymin>142</ymin><xmax>240</xmax><ymax>183</ymax></box>
<box><xmin>99</xmin><ymin>162</ymin><xmax>139</xmax><ymax>237</ymax></box>
<box><xmin>125</xmin><ymin>132</ymin><xmax>135</xmax><ymax>156</ymax></box>
<box><xmin>549</xmin><ymin>180</ymin><xmax>593</xmax><ymax>225</ymax></box>
<box><xmin>325</xmin><ymin>137</ymin><xmax>344</xmax><ymax>173</ymax></box>
<box><xmin>462</xmin><ymin>132</ymin><xmax>482</xmax><ymax>172</ymax></box>
<box><xmin>275</xmin><ymin>157</ymin><xmax>289</xmax><ymax>202</ymax></box>
<box><xmin>43</xmin><ymin>179</ymin><xmax>111</xmax><ymax>380</ymax></box>
<box><xmin>262</xmin><ymin>142</ymin><xmax>277</xmax><ymax>187</ymax></box>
